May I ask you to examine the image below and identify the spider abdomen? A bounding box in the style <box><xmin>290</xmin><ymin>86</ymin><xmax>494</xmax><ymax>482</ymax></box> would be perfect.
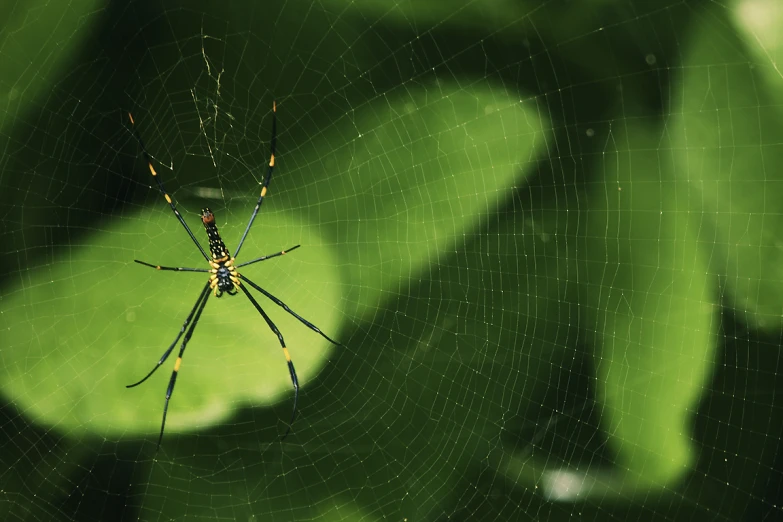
<box><xmin>215</xmin><ymin>264</ymin><xmax>238</xmax><ymax>296</ymax></box>
<box><xmin>210</xmin><ymin>261</ymin><xmax>239</xmax><ymax>297</ymax></box>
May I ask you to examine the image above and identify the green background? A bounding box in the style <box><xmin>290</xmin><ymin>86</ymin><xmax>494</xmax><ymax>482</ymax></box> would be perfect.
<box><xmin>1</xmin><ymin>0</ymin><xmax>781</xmax><ymax>520</ymax></box>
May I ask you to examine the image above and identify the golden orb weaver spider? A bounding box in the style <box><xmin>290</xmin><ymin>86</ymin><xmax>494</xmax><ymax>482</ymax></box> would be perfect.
<box><xmin>126</xmin><ymin>102</ymin><xmax>341</xmax><ymax>449</ymax></box>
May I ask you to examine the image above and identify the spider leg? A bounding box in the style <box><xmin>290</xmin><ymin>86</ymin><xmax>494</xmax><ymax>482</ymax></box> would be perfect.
<box><xmin>235</xmin><ymin>244</ymin><xmax>300</xmax><ymax>269</ymax></box>
<box><xmin>127</xmin><ymin>281</ymin><xmax>211</xmax><ymax>388</ymax></box>
<box><xmin>156</xmin><ymin>286</ymin><xmax>211</xmax><ymax>449</ymax></box>
<box><xmin>127</xmin><ymin>112</ymin><xmax>211</xmax><ymax>262</ymax></box>
<box><xmin>240</xmin><ymin>274</ymin><xmax>342</xmax><ymax>346</ymax></box>
<box><xmin>238</xmin><ymin>284</ymin><xmax>299</xmax><ymax>440</ymax></box>
<box><xmin>135</xmin><ymin>259</ymin><xmax>210</xmax><ymax>273</ymax></box>
<box><xmin>234</xmin><ymin>101</ymin><xmax>276</xmax><ymax>259</ymax></box>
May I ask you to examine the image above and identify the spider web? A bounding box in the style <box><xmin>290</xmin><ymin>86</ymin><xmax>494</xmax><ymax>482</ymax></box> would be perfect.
<box><xmin>1</xmin><ymin>0</ymin><xmax>782</xmax><ymax>521</ymax></box>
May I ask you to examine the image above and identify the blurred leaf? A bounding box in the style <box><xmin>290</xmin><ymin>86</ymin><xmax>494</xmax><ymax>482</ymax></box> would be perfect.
<box><xmin>734</xmin><ymin>0</ymin><xmax>783</xmax><ymax>68</ymax></box>
<box><xmin>0</xmin><ymin>207</ymin><xmax>343</xmax><ymax>439</ymax></box>
<box><xmin>673</xmin><ymin>2</ymin><xmax>783</xmax><ymax>329</ymax></box>
<box><xmin>288</xmin><ymin>81</ymin><xmax>549</xmax><ymax>319</ymax></box>
<box><xmin>0</xmin><ymin>0</ymin><xmax>105</xmax><ymax>131</ymax></box>
<box><xmin>576</xmin><ymin>122</ymin><xmax>717</xmax><ymax>496</ymax></box>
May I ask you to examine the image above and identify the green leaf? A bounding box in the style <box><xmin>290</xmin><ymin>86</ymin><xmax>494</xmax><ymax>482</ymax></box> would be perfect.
<box><xmin>287</xmin><ymin>81</ymin><xmax>549</xmax><ymax>319</ymax></box>
<box><xmin>0</xmin><ymin>207</ymin><xmax>343</xmax><ymax>439</ymax></box>
<box><xmin>0</xmin><ymin>0</ymin><xmax>104</xmax><ymax>132</ymax></box>
<box><xmin>577</xmin><ymin>122</ymin><xmax>717</xmax><ymax>496</ymax></box>
<box><xmin>673</xmin><ymin>3</ymin><xmax>783</xmax><ymax>329</ymax></box>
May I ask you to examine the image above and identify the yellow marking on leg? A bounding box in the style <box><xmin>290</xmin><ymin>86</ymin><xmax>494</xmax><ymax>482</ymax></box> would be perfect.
<box><xmin>174</xmin><ymin>357</ymin><xmax>182</xmax><ymax>372</ymax></box>
<box><xmin>148</xmin><ymin>163</ymin><xmax>158</xmax><ymax>176</ymax></box>
<box><xmin>156</xmin><ymin>265</ymin><xmax>162</xmax><ymax>270</ymax></box>
<box><xmin>164</xmin><ymin>193</ymin><xmax>172</xmax><ymax>204</ymax></box>
<box><xmin>281</xmin><ymin>250</ymin><xmax>286</xmax><ymax>255</ymax></box>
<box><xmin>273</xmin><ymin>100</ymin><xmax>276</xmax><ymax>112</ymax></box>
<box><xmin>230</xmin><ymin>276</ymin><xmax>239</xmax><ymax>283</ymax></box>
<box><xmin>128</xmin><ymin>112</ymin><xmax>135</xmax><ymax>125</ymax></box>
<box><xmin>261</xmin><ymin>186</ymin><xmax>268</xmax><ymax>197</ymax></box>
<box><xmin>269</xmin><ymin>154</ymin><xmax>274</xmax><ymax>168</ymax></box>
<box><xmin>282</xmin><ymin>347</ymin><xmax>291</xmax><ymax>362</ymax></box>
<box><xmin>226</xmin><ymin>258</ymin><xmax>235</xmax><ymax>267</ymax></box>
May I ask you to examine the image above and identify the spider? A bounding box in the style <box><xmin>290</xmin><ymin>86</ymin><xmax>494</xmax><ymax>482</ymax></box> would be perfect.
<box><xmin>126</xmin><ymin>102</ymin><xmax>340</xmax><ymax>449</ymax></box>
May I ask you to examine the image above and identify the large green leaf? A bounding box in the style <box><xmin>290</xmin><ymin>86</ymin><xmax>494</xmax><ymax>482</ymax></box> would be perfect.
<box><xmin>0</xmin><ymin>208</ymin><xmax>343</xmax><ymax>440</ymax></box>
<box><xmin>577</xmin><ymin>123</ymin><xmax>716</xmax><ymax>497</ymax></box>
<box><xmin>486</xmin><ymin>122</ymin><xmax>719</xmax><ymax>503</ymax></box>
<box><xmin>673</xmin><ymin>2</ymin><xmax>783</xmax><ymax>329</ymax></box>
<box><xmin>287</xmin><ymin>81</ymin><xmax>549</xmax><ymax>319</ymax></box>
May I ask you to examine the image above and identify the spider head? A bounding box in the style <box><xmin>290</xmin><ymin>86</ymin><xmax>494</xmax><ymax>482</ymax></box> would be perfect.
<box><xmin>201</xmin><ymin>208</ymin><xmax>215</xmax><ymax>224</ymax></box>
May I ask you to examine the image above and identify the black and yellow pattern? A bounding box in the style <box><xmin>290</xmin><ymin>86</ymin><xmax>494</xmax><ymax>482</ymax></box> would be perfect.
<box><xmin>201</xmin><ymin>208</ymin><xmax>230</xmax><ymax>260</ymax></box>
